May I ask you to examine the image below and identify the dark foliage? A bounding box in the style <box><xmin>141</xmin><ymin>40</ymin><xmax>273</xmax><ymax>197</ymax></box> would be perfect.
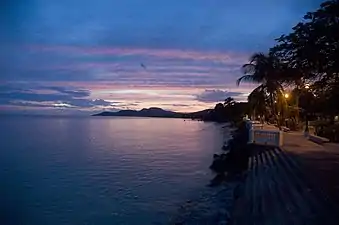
<box><xmin>236</xmin><ymin>1</ymin><xmax>339</xmax><ymax>135</ymax></box>
<box><xmin>204</xmin><ymin>100</ymin><xmax>249</xmax><ymax>123</ymax></box>
<box><xmin>271</xmin><ymin>0</ymin><xmax>339</xmax><ymax>117</ymax></box>
<box><xmin>316</xmin><ymin>124</ymin><xmax>339</xmax><ymax>142</ymax></box>
<box><xmin>209</xmin><ymin>122</ymin><xmax>251</xmax><ymax>186</ymax></box>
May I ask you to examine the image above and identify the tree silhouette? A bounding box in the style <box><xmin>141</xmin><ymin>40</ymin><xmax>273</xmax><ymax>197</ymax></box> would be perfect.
<box><xmin>271</xmin><ymin>0</ymin><xmax>339</xmax><ymax>123</ymax></box>
<box><xmin>223</xmin><ymin>97</ymin><xmax>235</xmax><ymax>107</ymax></box>
<box><xmin>237</xmin><ymin>53</ymin><xmax>286</xmax><ymax>124</ymax></box>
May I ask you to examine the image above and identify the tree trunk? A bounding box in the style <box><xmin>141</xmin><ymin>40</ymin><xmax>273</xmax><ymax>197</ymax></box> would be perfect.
<box><xmin>295</xmin><ymin>93</ymin><xmax>300</xmax><ymax>126</ymax></box>
<box><xmin>269</xmin><ymin>92</ymin><xmax>279</xmax><ymax>127</ymax></box>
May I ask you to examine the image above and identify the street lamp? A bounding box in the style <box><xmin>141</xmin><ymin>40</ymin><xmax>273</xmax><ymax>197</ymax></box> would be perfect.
<box><xmin>304</xmin><ymin>84</ymin><xmax>310</xmax><ymax>137</ymax></box>
<box><xmin>284</xmin><ymin>93</ymin><xmax>290</xmax><ymax>128</ymax></box>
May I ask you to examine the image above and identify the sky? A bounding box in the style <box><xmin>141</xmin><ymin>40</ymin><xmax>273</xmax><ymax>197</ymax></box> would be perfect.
<box><xmin>0</xmin><ymin>0</ymin><xmax>325</xmax><ymax>114</ymax></box>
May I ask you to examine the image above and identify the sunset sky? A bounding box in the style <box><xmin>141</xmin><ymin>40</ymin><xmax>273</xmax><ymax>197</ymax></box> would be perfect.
<box><xmin>0</xmin><ymin>0</ymin><xmax>324</xmax><ymax>114</ymax></box>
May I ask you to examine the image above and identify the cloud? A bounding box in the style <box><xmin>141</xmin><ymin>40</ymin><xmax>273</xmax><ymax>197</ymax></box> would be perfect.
<box><xmin>0</xmin><ymin>85</ymin><xmax>112</xmax><ymax>109</ymax></box>
<box><xmin>2</xmin><ymin>44</ymin><xmax>246</xmax><ymax>89</ymax></box>
<box><xmin>47</xmin><ymin>86</ymin><xmax>90</xmax><ymax>98</ymax></box>
<box><xmin>164</xmin><ymin>103</ymin><xmax>192</xmax><ymax>107</ymax></box>
<box><xmin>196</xmin><ymin>89</ymin><xmax>244</xmax><ymax>103</ymax></box>
<box><xmin>31</xmin><ymin>45</ymin><xmax>247</xmax><ymax>64</ymax></box>
<box><xmin>0</xmin><ymin>0</ymin><xmax>324</xmax><ymax>115</ymax></box>
<box><xmin>8</xmin><ymin>101</ymin><xmax>57</xmax><ymax>108</ymax></box>
<box><xmin>66</xmin><ymin>98</ymin><xmax>112</xmax><ymax>108</ymax></box>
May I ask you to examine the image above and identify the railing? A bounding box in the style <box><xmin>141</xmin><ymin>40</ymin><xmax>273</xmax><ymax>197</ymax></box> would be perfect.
<box><xmin>245</xmin><ymin>120</ymin><xmax>263</xmax><ymax>129</ymax></box>
<box><xmin>246</xmin><ymin>120</ymin><xmax>284</xmax><ymax>147</ymax></box>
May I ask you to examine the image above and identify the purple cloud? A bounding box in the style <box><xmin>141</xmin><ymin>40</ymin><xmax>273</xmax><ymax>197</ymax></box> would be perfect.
<box><xmin>196</xmin><ymin>89</ymin><xmax>243</xmax><ymax>103</ymax></box>
<box><xmin>46</xmin><ymin>86</ymin><xmax>90</xmax><ymax>98</ymax></box>
<box><xmin>0</xmin><ymin>85</ymin><xmax>112</xmax><ymax>109</ymax></box>
<box><xmin>30</xmin><ymin>45</ymin><xmax>248</xmax><ymax>64</ymax></box>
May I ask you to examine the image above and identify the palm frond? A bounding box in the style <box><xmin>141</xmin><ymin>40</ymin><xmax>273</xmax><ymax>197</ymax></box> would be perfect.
<box><xmin>249</xmin><ymin>52</ymin><xmax>266</xmax><ymax>63</ymax></box>
<box><xmin>242</xmin><ymin>64</ymin><xmax>255</xmax><ymax>74</ymax></box>
<box><xmin>236</xmin><ymin>75</ymin><xmax>256</xmax><ymax>86</ymax></box>
<box><xmin>247</xmin><ymin>85</ymin><xmax>267</xmax><ymax>117</ymax></box>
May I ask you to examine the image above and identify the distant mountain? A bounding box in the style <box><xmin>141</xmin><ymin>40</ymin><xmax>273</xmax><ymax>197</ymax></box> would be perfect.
<box><xmin>186</xmin><ymin>109</ymin><xmax>212</xmax><ymax>119</ymax></box>
<box><xmin>92</xmin><ymin>107</ymin><xmax>184</xmax><ymax>118</ymax></box>
<box><xmin>92</xmin><ymin>107</ymin><xmax>212</xmax><ymax>119</ymax></box>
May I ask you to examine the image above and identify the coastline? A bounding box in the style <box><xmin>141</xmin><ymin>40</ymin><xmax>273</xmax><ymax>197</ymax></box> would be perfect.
<box><xmin>170</xmin><ymin>121</ymin><xmax>250</xmax><ymax>225</ymax></box>
<box><xmin>169</xmin><ymin>123</ymin><xmax>247</xmax><ymax>225</ymax></box>
<box><xmin>208</xmin><ymin>121</ymin><xmax>252</xmax><ymax>224</ymax></box>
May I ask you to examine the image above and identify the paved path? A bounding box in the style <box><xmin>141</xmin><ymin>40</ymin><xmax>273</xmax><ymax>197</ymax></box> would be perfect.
<box><xmin>230</xmin><ymin>128</ymin><xmax>339</xmax><ymax>225</ymax></box>
<box><xmin>283</xmin><ymin>131</ymin><xmax>339</xmax><ymax>204</ymax></box>
<box><xmin>256</xmin><ymin>125</ymin><xmax>339</xmax><ymax>201</ymax></box>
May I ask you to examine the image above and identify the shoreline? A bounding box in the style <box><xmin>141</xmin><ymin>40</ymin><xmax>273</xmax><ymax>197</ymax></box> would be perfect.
<box><xmin>206</xmin><ymin>121</ymin><xmax>251</xmax><ymax>224</ymax></box>
<box><xmin>169</xmin><ymin>122</ymin><xmax>247</xmax><ymax>225</ymax></box>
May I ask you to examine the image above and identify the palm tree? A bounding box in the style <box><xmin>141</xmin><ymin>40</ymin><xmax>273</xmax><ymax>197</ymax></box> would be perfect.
<box><xmin>237</xmin><ymin>53</ymin><xmax>286</xmax><ymax>125</ymax></box>
<box><xmin>247</xmin><ymin>86</ymin><xmax>267</xmax><ymax>120</ymax></box>
<box><xmin>223</xmin><ymin>97</ymin><xmax>235</xmax><ymax>108</ymax></box>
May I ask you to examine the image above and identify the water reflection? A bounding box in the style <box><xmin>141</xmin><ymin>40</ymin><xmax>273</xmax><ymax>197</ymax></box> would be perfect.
<box><xmin>0</xmin><ymin>117</ymin><xmax>227</xmax><ymax>225</ymax></box>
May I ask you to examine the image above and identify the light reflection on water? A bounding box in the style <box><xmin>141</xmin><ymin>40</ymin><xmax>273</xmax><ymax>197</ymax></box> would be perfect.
<box><xmin>0</xmin><ymin>116</ymin><xmax>228</xmax><ymax>225</ymax></box>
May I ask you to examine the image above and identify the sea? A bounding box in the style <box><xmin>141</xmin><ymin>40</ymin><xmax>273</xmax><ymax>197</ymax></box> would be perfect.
<box><xmin>0</xmin><ymin>116</ymin><xmax>236</xmax><ymax>225</ymax></box>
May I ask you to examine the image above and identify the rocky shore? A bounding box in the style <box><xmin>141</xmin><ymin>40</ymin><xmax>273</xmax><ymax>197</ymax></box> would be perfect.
<box><xmin>209</xmin><ymin>121</ymin><xmax>250</xmax><ymax>186</ymax></box>
<box><xmin>170</xmin><ymin>121</ymin><xmax>251</xmax><ymax>225</ymax></box>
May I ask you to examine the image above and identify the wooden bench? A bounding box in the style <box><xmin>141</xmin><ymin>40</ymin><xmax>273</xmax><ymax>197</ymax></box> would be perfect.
<box><xmin>308</xmin><ymin>134</ymin><xmax>330</xmax><ymax>145</ymax></box>
<box><xmin>281</xmin><ymin>126</ymin><xmax>290</xmax><ymax>132</ymax></box>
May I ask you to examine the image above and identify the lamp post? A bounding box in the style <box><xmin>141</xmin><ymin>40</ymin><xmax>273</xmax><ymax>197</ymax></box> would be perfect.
<box><xmin>304</xmin><ymin>84</ymin><xmax>310</xmax><ymax>137</ymax></box>
<box><xmin>284</xmin><ymin>93</ymin><xmax>289</xmax><ymax>128</ymax></box>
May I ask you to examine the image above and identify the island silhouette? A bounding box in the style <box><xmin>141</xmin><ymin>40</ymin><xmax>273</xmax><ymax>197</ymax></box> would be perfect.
<box><xmin>93</xmin><ymin>107</ymin><xmax>211</xmax><ymax>119</ymax></box>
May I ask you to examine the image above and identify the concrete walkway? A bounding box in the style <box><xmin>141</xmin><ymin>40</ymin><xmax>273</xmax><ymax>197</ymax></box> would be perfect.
<box><xmin>283</xmin><ymin>131</ymin><xmax>339</xmax><ymax>204</ymax></box>
<box><xmin>230</xmin><ymin>129</ymin><xmax>339</xmax><ymax>225</ymax></box>
<box><xmin>265</xmin><ymin>125</ymin><xmax>339</xmax><ymax>203</ymax></box>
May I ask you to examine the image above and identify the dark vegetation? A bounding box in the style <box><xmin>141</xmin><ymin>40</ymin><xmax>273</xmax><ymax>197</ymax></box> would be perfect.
<box><xmin>208</xmin><ymin>1</ymin><xmax>339</xmax><ymax>188</ymax></box>
<box><xmin>209</xmin><ymin>121</ymin><xmax>251</xmax><ymax>186</ymax></box>
<box><xmin>208</xmin><ymin>1</ymin><xmax>339</xmax><ymax>189</ymax></box>
<box><xmin>202</xmin><ymin>97</ymin><xmax>248</xmax><ymax>123</ymax></box>
<box><xmin>234</xmin><ymin>0</ymin><xmax>339</xmax><ymax>141</ymax></box>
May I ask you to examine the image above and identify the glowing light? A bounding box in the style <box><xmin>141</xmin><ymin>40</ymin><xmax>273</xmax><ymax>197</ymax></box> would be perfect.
<box><xmin>284</xmin><ymin>93</ymin><xmax>289</xmax><ymax>99</ymax></box>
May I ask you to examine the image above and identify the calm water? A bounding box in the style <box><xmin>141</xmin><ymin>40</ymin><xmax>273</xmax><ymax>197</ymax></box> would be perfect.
<box><xmin>0</xmin><ymin>116</ymin><xmax>230</xmax><ymax>225</ymax></box>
